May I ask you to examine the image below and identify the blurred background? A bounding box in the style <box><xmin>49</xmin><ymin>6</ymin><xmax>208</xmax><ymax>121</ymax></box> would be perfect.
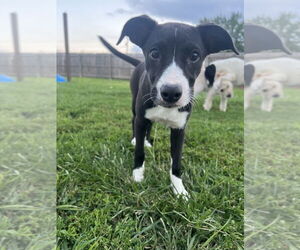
<box><xmin>244</xmin><ymin>0</ymin><xmax>300</xmax><ymax>249</ymax></box>
<box><xmin>0</xmin><ymin>0</ymin><xmax>300</xmax><ymax>249</ymax></box>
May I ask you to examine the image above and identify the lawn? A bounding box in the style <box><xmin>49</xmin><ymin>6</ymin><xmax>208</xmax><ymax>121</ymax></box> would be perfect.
<box><xmin>244</xmin><ymin>88</ymin><xmax>300</xmax><ymax>249</ymax></box>
<box><xmin>57</xmin><ymin>78</ymin><xmax>244</xmax><ymax>249</ymax></box>
<box><xmin>0</xmin><ymin>78</ymin><xmax>56</xmax><ymax>249</ymax></box>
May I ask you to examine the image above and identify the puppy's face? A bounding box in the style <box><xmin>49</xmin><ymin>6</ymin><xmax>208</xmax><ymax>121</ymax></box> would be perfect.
<box><xmin>218</xmin><ymin>79</ymin><xmax>234</xmax><ymax>98</ymax></box>
<box><xmin>260</xmin><ymin>80</ymin><xmax>283</xmax><ymax>99</ymax></box>
<box><xmin>144</xmin><ymin>24</ymin><xmax>205</xmax><ymax>108</ymax></box>
<box><xmin>117</xmin><ymin>15</ymin><xmax>238</xmax><ymax>108</ymax></box>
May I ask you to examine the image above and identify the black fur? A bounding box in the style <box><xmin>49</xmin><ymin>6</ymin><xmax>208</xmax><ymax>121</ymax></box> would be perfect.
<box><xmin>99</xmin><ymin>15</ymin><xmax>238</xmax><ymax>182</ymax></box>
<box><xmin>244</xmin><ymin>64</ymin><xmax>255</xmax><ymax>86</ymax></box>
<box><xmin>204</xmin><ymin>64</ymin><xmax>216</xmax><ymax>87</ymax></box>
<box><xmin>245</xmin><ymin>24</ymin><xmax>291</xmax><ymax>54</ymax></box>
<box><xmin>99</xmin><ymin>36</ymin><xmax>141</xmax><ymax>67</ymax></box>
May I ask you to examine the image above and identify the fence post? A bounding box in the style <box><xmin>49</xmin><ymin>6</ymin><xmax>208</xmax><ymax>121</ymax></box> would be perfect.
<box><xmin>10</xmin><ymin>12</ymin><xmax>23</xmax><ymax>81</ymax></box>
<box><xmin>63</xmin><ymin>12</ymin><xmax>71</xmax><ymax>82</ymax></box>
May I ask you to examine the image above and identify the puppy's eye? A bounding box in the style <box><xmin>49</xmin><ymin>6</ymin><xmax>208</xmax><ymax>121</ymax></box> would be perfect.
<box><xmin>220</xmin><ymin>89</ymin><xmax>224</xmax><ymax>92</ymax></box>
<box><xmin>262</xmin><ymin>89</ymin><xmax>268</xmax><ymax>92</ymax></box>
<box><xmin>149</xmin><ymin>49</ymin><xmax>160</xmax><ymax>60</ymax></box>
<box><xmin>189</xmin><ymin>51</ymin><xmax>200</xmax><ymax>63</ymax></box>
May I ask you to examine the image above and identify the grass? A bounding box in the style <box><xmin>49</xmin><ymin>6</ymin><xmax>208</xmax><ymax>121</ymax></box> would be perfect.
<box><xmin>244</xmin><ymin>89</ymin><xmax>300</xmax><ymax>249</ymax></box>
<box><xmin>0</xmin><ymin>78</ymin><xmax>56</xmax><ymax>249</ymax></box>
<box><xmin>57</xmin><ymin>77</ymin><xmax>244</xmax><ymax>249</ymax></box>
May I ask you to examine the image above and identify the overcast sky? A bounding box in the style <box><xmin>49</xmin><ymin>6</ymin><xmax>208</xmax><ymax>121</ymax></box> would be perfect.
<box><xmin>0</xmin><ymin>0</ymin><xmax>299</xmax><ymax>53</ymax></box>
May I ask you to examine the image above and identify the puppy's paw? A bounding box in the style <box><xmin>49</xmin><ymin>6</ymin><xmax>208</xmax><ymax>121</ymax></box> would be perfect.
<box><xmin>131</xmin><ymin>138</ymin><xmax>152</xmax><ymax>148</ymax></box>
<box><xmin>203</xmin><ymin>104</ymin><xmax>211</xmax><ymax>111</ymax></box>
<box><xmin>261</xmin><ymin>107</ymin><xmax>272</xmax><ymax>112</ymax></box>
<box><xmin>144</xmin><ymin>139</ymin><xmax>152</xmax><ymax>148</ymax></box>
<box><xmin>170</xmin><ymin>172</ymin><xmax>189</xmax><ymax>200</ymax></box>
<box><xmin>133</xmin><ymin>163</ymin><xmax>145</xmax><ymax>182</ymax></box>
<box><xmin>173</xmin><ymin>186</ymin><xmax>190</xmax><ymax>200</ymax></box>
<box><xmin>131</xmin><ymin>137</ymin><xmax>136</xmax><ymax>146</ymax></box>
<box><xmin>220</xmin><ymin>107</ymin><xmax>227</xmax><ymax>112</ymax></box>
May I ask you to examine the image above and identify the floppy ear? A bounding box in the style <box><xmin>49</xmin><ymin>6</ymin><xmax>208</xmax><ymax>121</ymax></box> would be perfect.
<box><xmin>204</xmin><ymin>64</ymin><xmax>216</xmax><ymax>87</ymax></box>
<box><xmin>244</xmin><ymin>64</ymin><xmax>255</xmax><ymax>86</ymax></box>
<box><xmin>117</xmin><ymin>15</ymin><xmax>157</xmax><ymax>48</ymax></box>
<box><xmin>197</xmin><ymin>24</ymin><xmax>239</xmax><ymax>56</ymax></box>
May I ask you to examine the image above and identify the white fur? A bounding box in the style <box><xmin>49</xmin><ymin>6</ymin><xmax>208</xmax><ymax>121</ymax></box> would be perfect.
<box><xmin>203</xmin><ymin>79</ymin><xmax>233</xmax><ymax>112</ymax></box>
<box><xmin>195</xmin><ymin>58</ymin><xmax>242</xmax><ymax>112</ymax></box>
<box><xmin>244</xmin><ymin>58</ymin><xmax>297</xmax><ymax>111</ymax></box>
<box><xmin>211</xmin><ymin>58</ymin><xmax>244</xmax><ymax>85</ymax></box>
<box><xmin>246</xmin><ymin>57</ymin><xmax>300</xmax><ymax>86</ymax></box>
<box><xmin>170</xmin><ymin>169</ymin><xmax>189</xmax><ymax>199</ymax></box>
<box><xmin>133</xmin><ymin>162</ymin><xmax>145</xmax><ymax>182</ymax></box>
<box><xmin>145</xmin><ymin>106</ymin><xmax>188</xmax><ymax>129</ymax></box>
<box><xmin>131</xmin><ymin>137</ymin><xmax>152</xmax><ymax>148</ymax></box>
<box><xmin>156</xmin><ymin>61</ymin><xmax>190</xmax><ymax>107</ymax></box>
<box><xmin>245</xmin><ymin>78</ymin><xmax>283</xmax><ymax>112</ymax></box>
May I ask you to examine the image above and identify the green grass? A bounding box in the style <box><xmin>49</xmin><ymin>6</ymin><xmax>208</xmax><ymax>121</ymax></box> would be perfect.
<box><xmin>0</xmin><ymin>78</ymin><xmax>56</xmax><ymax>249</ymax></box>
<box><xmin>244</xmin><ymin>89</ymin><xmax>300</xmax><ymax>249</ymax></box>
<box><xmin>57</xmin><ymin>77</ymin><xmax>244</xmax><ymax>249</ymax></box>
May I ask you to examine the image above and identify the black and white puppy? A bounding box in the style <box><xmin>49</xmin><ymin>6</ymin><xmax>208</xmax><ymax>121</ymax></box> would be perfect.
<box><xmin>194</xmin><ymin>58</ymin><xmax>243</xmax><ymax>112</ymax></box>
<box><xmin>100</xmin><ymin>15</ymin><xmax>238</xmax><ymax>198</ymax></box>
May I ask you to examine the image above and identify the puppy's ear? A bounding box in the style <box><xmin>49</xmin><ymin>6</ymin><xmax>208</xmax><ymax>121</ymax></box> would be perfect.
<box><xmin>117</xmin><ymin>15</ymin><xmax>157</xmax><ymax>48</ymax></box>
<box><xmin>205</xmin><ymin>64</ymin><xmax>216</xmax><ymax>87</ymax></box>
<box><xmin>197</xmin><ymin>24</ymin><xmax>239</xmax><ymax>56</ymax></box>
<box><xmin>244</xmin><ymin>64</ymin><xmax>255</xmax><ymax>86</ymax></box>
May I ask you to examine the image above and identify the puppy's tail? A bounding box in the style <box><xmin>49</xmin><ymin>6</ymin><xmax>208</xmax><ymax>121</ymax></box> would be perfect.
<box><xmin>98</xmin><ymin>36</ymin><xmax>141</xmax><ymax>67</ymax></box>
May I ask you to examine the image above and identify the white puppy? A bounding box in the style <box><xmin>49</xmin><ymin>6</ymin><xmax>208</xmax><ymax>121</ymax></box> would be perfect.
<box><xmin>245</xmin><ymin>78</ymin><xmax>283</xmax><ymax>112</ymax></box>
<box><xmin>245</xmin><ymin>57</ymin><xmax>300</xmax><ymax>111</ymax></box>
<box><xmin>195</xmin><ymin>58</ymin><xmax>243</xmax><ymax>112</ymax></box>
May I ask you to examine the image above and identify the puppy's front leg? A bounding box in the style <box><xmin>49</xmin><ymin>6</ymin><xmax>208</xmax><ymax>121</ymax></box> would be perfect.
<box><xmin>170</xmin><ymin>128</ymin><xmax>189</xmax><ymax>199</ymax></box>
<box><xmin>244</xmin><ymin>88</ymin><xmax>252</xmax><ymax>110</ymax></box>
<box><xmin>133</xmin><ymin>117</ymin><xmax>148</xmax><ymax>182</ymax></box>
<box><xmin>220</xmin><ymin>95</ymin><xmax>228</xmax><ymax>112</ymax></box>
<box><xmin>203</xmin><ymin>89</ymin><xmax>215</xmax><ymax>111</ymax></box>
<box><xmin>261</xmin><ymin>97</ymin><xmax>273</xmax><ymax>112</ymax></box>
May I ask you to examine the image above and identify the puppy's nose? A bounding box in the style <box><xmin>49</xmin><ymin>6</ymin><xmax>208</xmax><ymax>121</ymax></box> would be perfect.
<box><xmin>227</xmin><ymin>94</ymin><xmax>232</xmax><ymax>98</ymax></box>
<box><xmin>160</xmin><ymin>84</ymin><xmax>182</xmax><ymax>103</ymax></box>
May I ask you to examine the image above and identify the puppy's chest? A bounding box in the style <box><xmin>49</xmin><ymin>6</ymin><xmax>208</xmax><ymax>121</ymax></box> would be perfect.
<box><xmin>145</xmin><ymin>106</ymin><xmax>188</xmax><ymax>129</ymax></box>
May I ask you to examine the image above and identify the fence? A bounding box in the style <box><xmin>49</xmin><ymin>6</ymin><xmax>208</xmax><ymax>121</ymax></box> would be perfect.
<box><xmin>1</xmin><ymin>52</ymin><xmax>300</xmax><ymax>80</ymax></box>
<box><xmin>0</xmin><ymin>53</ymin><xmax>56</xmax><ymax>78</ymax></box>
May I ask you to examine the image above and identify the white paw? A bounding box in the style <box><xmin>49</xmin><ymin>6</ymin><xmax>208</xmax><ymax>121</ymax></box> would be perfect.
<box><xmin>131</xmin><ymin>137</ymin><xmax>136</xmax><ymax>146</ymax></box>
<box><xmin>261</xmin><ymin>107</ymin><xmax>272</xmax><ymax>112</ymax></box>
<box><xmin>220</xmin><ymin>107</ymin><xmax>227</xmax><ymax>112</ymax></box>
<box><xmin>144</xmin><ymin>139</ymin><xmax>152</xmax><ymax>148</ymax></box>
<box><xmin>203</xmin><ymin>104</ymin><xmax>211</xmax><ymax>111</ymax></box>
<box><xmin>131</xmin><ymin>137</ymin><xmax>152</xmax><ymax>148</ymax></box>
<box><xmin>133</xmin><ymin>163</ymin><xmax>145</xmax><ymax>182</ymax></box>
<box><xmin>170</xmin><ymin>170</ymin><xmax>189</xmax><ymax>200</ymax></box>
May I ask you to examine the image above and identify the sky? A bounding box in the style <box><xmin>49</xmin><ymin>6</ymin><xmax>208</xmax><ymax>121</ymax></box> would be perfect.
<box><xmin>0</xmin><ymin>0</ymin><xmax>299</xmax><ymax>53</ymax></box>
<box><xmin>57</xmin><ymin>0</ymin><xmax>243</xmax><ymax>53</ymax></box>
<box><xmin>0</xmin><ymin>0</ymin><xmax>56</xmax><ymax>53</ymax></box>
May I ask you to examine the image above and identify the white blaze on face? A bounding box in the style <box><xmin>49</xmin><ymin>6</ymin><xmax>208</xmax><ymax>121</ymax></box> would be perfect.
<box><xmin>156</xmin><ymin>61</ymin><xmax>190</xmax><ymax>107</ymax></box>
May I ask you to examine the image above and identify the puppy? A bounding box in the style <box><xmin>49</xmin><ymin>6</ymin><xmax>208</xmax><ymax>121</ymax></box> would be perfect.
<box><xmin>100</xmin><ymin>15</ymin><xmax>238</xmax><ymax>198</ymax></box>
<box><xmin>243</xmin><ymin>57</ymin><xmax>300</xmax><ymax>111</ymax></box>
<box><xmin>244</xmin><ymin>77</ymin><xmax>283</xmax><ymax>112</ymax></box>
<box><xmin>195</xmin><ymin>58</ymin><xmax>243</xmax><ymax>112</ymax></box>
